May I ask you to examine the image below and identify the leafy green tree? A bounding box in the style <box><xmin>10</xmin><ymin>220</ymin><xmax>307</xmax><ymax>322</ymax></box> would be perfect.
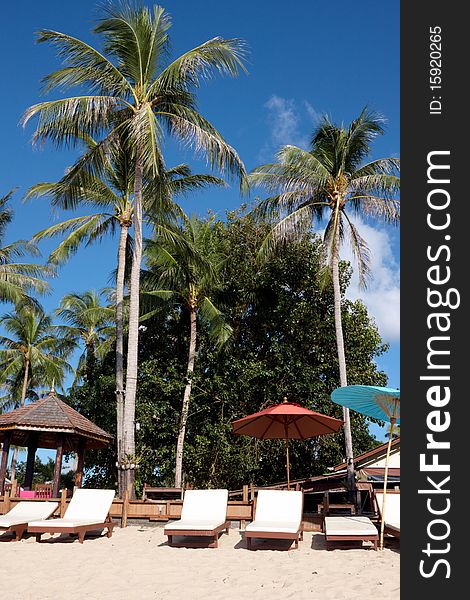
<box><xmin>249</xmin><ymin>108</ymin><xmax>400</xmax><ymax>491</ymax></box>
<box><xmin>72</xmin><ymin>210</ymin><xmax>386</xmax><ymax>491</ymax></box>
<box><xmin>0</xmin><ymin>303</ymin><xmax>74</xmax><ymax>478</ymax></box>
<box><xmin>65</xmin><ymin>210</ymin><xmax>388</xmax><ymax>492</ymax></box>
<box><xmin>56</xmin><ymin>291</ymin><xmax>114</xmax><ymax>384</ymax></box>
<box><xmin>22</xmin><ymin>2</ymin><xmax>247</xmax><ymax>495</ymax></box>
<box><xmin>0</xmin><ymin>190</ymin><xmax>52</xmax><ymax>304</ymax></box>
<box><xmin>143</xmin><ymin>214</ymin><xmax>232</xmax><ymax>487</ymax></box>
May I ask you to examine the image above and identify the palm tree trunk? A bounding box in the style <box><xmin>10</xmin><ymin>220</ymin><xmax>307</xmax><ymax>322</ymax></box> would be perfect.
<box><xmin>85</xmin><ymin>342</ymin><xmax>96</xmax><ymax>384</ymax></box>
<box><xmin>123</xmin><ymin>158</ymin><xmax>144</xmax><ymax>499</ymax></box>
<box><xmin>331</xmin><ymin>225</ymin><xmax>355</xmax><ymax>495</ymax></box>
<box><xmin>116</xmin><ymin>223</ymin><xmax>129</xmax><ymax>498</ymax></box>
<box><xmin>175</xmin><ymin>307</ymin><xmax>197</xmax><ymax>488</ymax></box>
<box><xmin>10</xmin><ymin>358</ymin><xmax>30</xmax><ymax>483</ymax></box>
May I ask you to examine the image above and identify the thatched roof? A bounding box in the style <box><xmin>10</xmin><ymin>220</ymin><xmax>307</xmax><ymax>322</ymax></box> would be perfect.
<box><xmin>0</xmin><ymin>392</ymin><xmax>112</xmax><ymax>451</ymax></box>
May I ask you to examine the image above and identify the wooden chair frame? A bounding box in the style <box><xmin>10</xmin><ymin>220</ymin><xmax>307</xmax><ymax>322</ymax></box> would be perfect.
<box><xmin>323</xmin><ymin>516</ymin><xmax>379</xmax><ymax>551</ymax></box>
<box><xmin>325</xmin><ymin>532</ymin><xmax>378</xmax><ymax>551</ymax></box>
<box><xmin>244</xmin><ymin>490</ymin><xmax>304</xmax><ymax>550</ymax></box>
<box><xmin>384</xmin><ymin>523</ymin><xmax>400</xmax><ymax>538</ymax></box>
<box><xmin>245</xmin><ymin>527</ymin><xmax>303</xmax><ymax>550</ymax></box>
<box><xmin>164</xmin><ymin>521</ymin><xmax>230</xmax><ymax>548</ymax></box>
<box><xmin>1</xmin><ymin>523</ymin><xmax>29</xmax><ymax>541</ymax></box>
<box><xmin>28</xmin><ymin>514</ymin><xmax>116</xmax><ymax>544</ymax></box>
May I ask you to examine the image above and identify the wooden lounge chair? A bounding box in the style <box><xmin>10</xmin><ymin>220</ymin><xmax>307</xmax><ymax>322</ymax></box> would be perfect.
<box><xmin>376</xmin><ymin>492</ymin><xmax>400</xmax><ymax>538</ymax></box>
<box><xmin>0</xmin><ymin>501</ymin><xmax>58</xmax><ymax>541</ymax></box>
<box><xmin>164</xmin><ymin>489</ymin><xmax>229</xmax><ymax>548</ymax></box>
<box><xmin>324</xmin><ymin>515</ymin><xmax>378</xmax><ymax>550</ymax></box>
<box><xmin>244</xmin><ymin>490</ymin><xmax>303</xmax><ymax>550</ymax></box>
<box><xmin>27</xmin><ymin>488</ymin><xmax>116</xmax><ymax>544</ymax></box>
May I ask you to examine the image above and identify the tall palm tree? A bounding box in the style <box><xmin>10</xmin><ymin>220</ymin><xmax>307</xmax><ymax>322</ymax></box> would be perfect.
<box><xmin>22</xmin><ymin>2</ymin><xmax>246</xmax><ymax>495</ymax></box>
<box><xmin>249</xmin><ymin>108</ymin><xmax>400</xmax><ymax>492</ymax></box>
<box><xmin>0</xmin><ymin>303</ymin><xmax>74</xmax><ymax>479</ymax></box>
<box><xmin>55</xmin><ymin>291</ymin><xmax>115</xmax><ymax>385</ymax></box>
<box><xmin>26</xmin><ymin>137</ymin><xmax>223</xmax><ymax>496</ymax></box>
<box><xmin>0</xmin><ymin>190</ymin><xmax>52</xmax><ymax>304</ymax></box>
<box><xmin>143</xmin><ymin>214</ymin><xmax>232</xmax><ymax>487</ymax></box>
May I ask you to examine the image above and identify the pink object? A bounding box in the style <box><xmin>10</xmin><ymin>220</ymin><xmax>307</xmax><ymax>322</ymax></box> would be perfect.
<box><xmin>19</xmin><ymin>490</ymin><xmax>36</xmax><ymax>498</ymax></box>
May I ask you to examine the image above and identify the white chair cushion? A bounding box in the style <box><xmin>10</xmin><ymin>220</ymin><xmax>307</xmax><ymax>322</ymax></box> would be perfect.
<box><xmin>180</xmin><ymin>489</ymin><xmax>228</xmax><ymax>524</ymax></box>
<box><xmin>246</xmin><ymin>520</ymin><xmax>300</xmax><ymax>534</ymax></box>
<box><xmin>0</xmin><ymin>501</ymin><xmax>58</xmax><ymax>528</ymax></box>
<box><xmin>28</xmin><ymin>518</ymin><xmax>104</xmax><ymax>529</ymax></box>
<box><xmin>63</xmin><ymin>489</ymin><xmax>115</xmax><ymax>522</ymax></box>
<box><xmin>376</xmin><ymin>493</ymin><xmax>400</xmax><ymax>529</ymax></box>
<box><xmin>165</xmin><ymin>519</ymin><xmax>225</xmax><ymax>531</ymax></box>
<box><xmin>253</xmin><ymin>490</ymin><xmax>302</xmax><ymax>527</ymax></box>
<box><xmin>324</xmin><ymin>516</ymin><xmax>377</xmax><ymax>536</ymax></box>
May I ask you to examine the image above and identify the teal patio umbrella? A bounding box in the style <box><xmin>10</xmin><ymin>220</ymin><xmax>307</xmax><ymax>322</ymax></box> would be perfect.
<box><xmin>331</xmin><ymin>385</ymin><xmax>400</xmax><ymax>550</ymax></box>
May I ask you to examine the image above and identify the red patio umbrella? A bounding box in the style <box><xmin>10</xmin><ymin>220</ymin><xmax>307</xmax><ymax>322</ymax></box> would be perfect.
<box><xmin>231</xmin><ymin>398</ymin><xmax>343</xmax><ymax>489</ymax></box>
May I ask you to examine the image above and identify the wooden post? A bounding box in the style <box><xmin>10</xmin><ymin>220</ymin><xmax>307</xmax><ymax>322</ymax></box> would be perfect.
<box><xmin>250</xmin><ymin>482</ymin><xmax>254</xmax><ymax>500</ymax></box>
<box><xmin>240</xmin><ymin>484</ymin><xmax>249</xmax><ymax>530</ymax></box>
<box><xmin>0</xmin><ymin>431</ymin><xmax>12</xmax><ymax>496</ymax></box>
<box><xmin>3</xmin><ymin>488</ymin><xmax>11</xmax><ymax>513</ymax></box>
<box><xmin>74</xmin><ymin>438</ymin><xmax>86</xmax><ymax>489</ymax></box>
<box><xmin>323</xmin><ymin>491</ymin><xmax>330</xmax><ymax>516</ymax></box>
<box><xmin>52</xmin><ymin>434</ymin><xmax>65</xmax><ymax>498</ymax></box>
<box><xmin>356</xmin><ymin>488</ymin><xmax>361</xmax><ymax>513</ymax></box>
<box><xmin>60</xmin><ymin>488</ymin><xmax>67</xmax><ymax>517</ymax></box>
<box><xmin>379</xmin><ymin>417</ymin><xmax>396</xmax><ymax>550</ymax></box>
<box><xmin>121</xmin><ymin>489</ymin><xmax>129</xmax><ymax>528</ymax></box>
<box><xmin>24</xmin><ymin>434</ymin><xmax>39</xmax><ymax>490</ymax></box>
<box><xmin>285</xmin><ymin>438</ymin><xmax>290</xmax><ymax>490</ymax></box>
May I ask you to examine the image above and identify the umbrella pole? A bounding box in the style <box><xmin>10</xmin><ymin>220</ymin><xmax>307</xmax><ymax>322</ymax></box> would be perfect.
<box><xmin>286</xmin><ymin>439</ymin><xmax>290</xmax><ymax>490</ymax></box>
<box><xmin>379</xmin><ymin>417</ymin><xmax>396</xmax><ymax>550</ymax></box>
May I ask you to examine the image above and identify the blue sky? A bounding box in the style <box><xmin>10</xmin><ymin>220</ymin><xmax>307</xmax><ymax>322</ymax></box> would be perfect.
<box><xmin>1</xmin><ymin>0</ymin><xmax>399</xmax><ymax>456</ymax></box>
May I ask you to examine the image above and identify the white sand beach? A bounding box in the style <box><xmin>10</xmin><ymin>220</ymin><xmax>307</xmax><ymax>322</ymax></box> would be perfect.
<box><xmin>1</xmin><ymin>525</ymin><xmax>399</xmax><ymax>600</ymax></box>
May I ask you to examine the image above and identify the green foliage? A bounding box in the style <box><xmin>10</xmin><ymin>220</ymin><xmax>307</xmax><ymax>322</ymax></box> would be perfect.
<box><xmin>142</xmin><ymin>213</ymin><xmax>233</xmax><ymax>345</ymax></box>
<box><xmin>56</xmin><ymin>290</ymin><xmax>115</xmax><ymax>385</ymax></box>
<box><xmin>67</xmin><ymin>362</ymin><xmax>118</xmax><ymax>489</ymax></box>
<box><xmin>0</xmin><ymin>303</ymin><xmax>75</xmax><ymax>410</ymax></box>
<box><xmin>0</xmin><ymin>190</ymin><xmax>53</xmax><ymax>305</ymax></box>
<box><xmin>70</xmin><ymin>209</ymin><xmax>387</xmax><ymax>491</ymax></box>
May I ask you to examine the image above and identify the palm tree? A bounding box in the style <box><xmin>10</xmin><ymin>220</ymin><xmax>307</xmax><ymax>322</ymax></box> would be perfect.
<box><xmin>143</xmin><ymin>214</ymin><xmax>232</xmax><ymax>487</ymax></box>
<box><xmin>249</xmin><ymin>108</ymin><xmax>400</xmax><ymax>493</ymax></box>
<box><xmin>26</xmin><ymin>136</ymin><xmax>223</xmax><ymax>496</ymax></box>
<box><xmin>0</xmin><ymin>190</ymin><xmax>52</xmax><ymax>304</ymax></box>
<box><xmin>22</xmin><ymin>2</ymin><xmax>247</xmax><ymax>496</ymax></box>
<box><xmin>0</xmin><ymin>303</ymin><xmax>74</xmax><ymax>479</ymax></box>
<box><xmin>55</xmin><ymin>291</ymin><xmax>115</xmax><ymax>385</ymax></box>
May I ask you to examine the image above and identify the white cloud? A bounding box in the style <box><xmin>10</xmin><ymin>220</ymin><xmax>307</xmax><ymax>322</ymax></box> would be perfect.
<box><xmin>304</xmin><ymin>100</ymin><xmax>321</xmax><ymax>125</ymax></box>
<box><xmin>259</xmin><ymin>95</ymin><xmax>321</xmax><ymax>161</ymax></box>
<box><xmin>341</xmin><ymin>218</ymin><xmax>400</xmax><ymax>342</ymax></box>
<box><xmin>265</xmin><ymin>95</ymin><xmax>302</xmax><ymax>146</ymax></box>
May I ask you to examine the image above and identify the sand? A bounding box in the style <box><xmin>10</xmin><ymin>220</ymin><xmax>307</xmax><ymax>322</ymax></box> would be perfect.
<box><xmin>0</xmin><ymin>525</ymin><xmax>399</xmax><ymax>599</ymax></box>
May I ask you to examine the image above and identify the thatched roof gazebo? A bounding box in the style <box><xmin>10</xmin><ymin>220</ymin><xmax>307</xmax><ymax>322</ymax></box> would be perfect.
<box><xmin>0</xmin><ymin>390</ymin><xmax>112</xmax><ymax>497</ymax></box>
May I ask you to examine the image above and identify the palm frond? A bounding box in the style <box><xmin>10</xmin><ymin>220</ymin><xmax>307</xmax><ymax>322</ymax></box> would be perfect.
<box><xmin>155</xmin><ymin>36</ymin><xmax>247</xmax><ymax>91</ymax></box>
<box><xmin>37</xmin><ymin>29</ymin><xmax>134</xmax><ymax>97</ymax></box>
<box><xmin>343</xmin><ymin>212</ymin><xmax>371</xmax><ymax>288</ymax></box>
<box><xmin>257</xmin><ymin>203</ymin><xmax>315</xmax><ymax>262</ymax></box>
<box><xmin>21</xmin><ymin>96</ymin><xmax>126</xmax><ymax>146</ymax></box>
<box><xmin>95</xmin><ymin>3</ymin><xmax>171</xmax><ymax>87</ymax></box>
<box><xmin>33</xmin><ymin>214</ymin><xmax>114</xmax><ymax>265</ymax></box>
<box><xmin>199</xmin><ymin>296</ymin><xmax>232</xmax><ymax>348</ymax></box>
<box><xmin>157</xmin><ymin>104</ymin><xmax>246</xmax><ymax>181</ymax></box>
